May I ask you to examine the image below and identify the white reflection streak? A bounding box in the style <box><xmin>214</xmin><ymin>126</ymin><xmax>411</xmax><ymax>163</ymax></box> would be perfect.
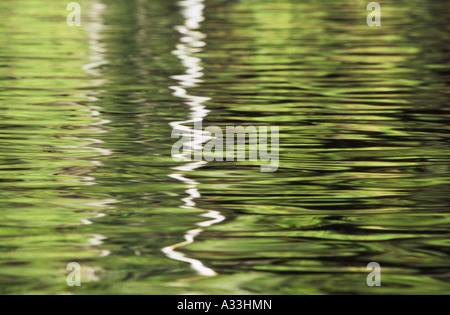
<box><xmin>163</xmin><ymin>0</ymin><xmax>225</xmax><ymax>277</ymax></box>
<box><xmin>81</xmin><ymin>0</ymin><xmax>113</xmax><ymax>258</ymax></box>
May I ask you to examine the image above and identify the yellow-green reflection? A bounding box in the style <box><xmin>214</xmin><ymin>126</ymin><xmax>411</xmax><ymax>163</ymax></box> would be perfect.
<box><xmin>0</xmin><ymin>0</ymin><xmax>449</xmax><ymax>294</ymax></box>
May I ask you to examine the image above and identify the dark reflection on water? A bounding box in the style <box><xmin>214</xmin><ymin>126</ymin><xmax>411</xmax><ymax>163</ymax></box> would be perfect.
<box><xmin>0</xmin><ymin>0</ymin><xmax>449</xmax><ymax>294</ymax></box>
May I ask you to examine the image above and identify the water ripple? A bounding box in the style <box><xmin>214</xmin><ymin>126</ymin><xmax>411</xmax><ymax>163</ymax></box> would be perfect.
<box><xmin>163</xmin><ymin>0</ymin><xmax>225</xmax><ymax>277</ymax></box>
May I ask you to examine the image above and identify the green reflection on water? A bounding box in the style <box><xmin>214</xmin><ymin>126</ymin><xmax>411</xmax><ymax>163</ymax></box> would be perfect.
<box><xmin>0</xmin><ymin>0</ymin><xmax>449</xmax><ymax>294</ymax></box>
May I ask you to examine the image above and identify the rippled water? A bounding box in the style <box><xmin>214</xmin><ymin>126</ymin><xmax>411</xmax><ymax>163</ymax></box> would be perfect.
<box><xmin>0</xmin><ymin>0</ymin><xmax>449</xmax><ymax>294</ymax></box>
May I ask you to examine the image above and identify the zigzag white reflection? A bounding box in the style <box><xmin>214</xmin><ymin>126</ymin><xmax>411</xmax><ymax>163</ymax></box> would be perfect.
<box><xmin>162</xmin><ymin>0</ymin><xmax>225</xmax><ymax>277</ymax></box>
<box><xmin>81</xmin><ymin>1</ymin><xmax>114</xmax><ymax>258</ymax></box>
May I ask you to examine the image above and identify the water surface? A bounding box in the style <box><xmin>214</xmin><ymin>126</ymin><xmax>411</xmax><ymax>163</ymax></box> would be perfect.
<box><xmin>0</xmin><ymin>0</ymin><xmax>449</xmax><ymax>294</ymax></box>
